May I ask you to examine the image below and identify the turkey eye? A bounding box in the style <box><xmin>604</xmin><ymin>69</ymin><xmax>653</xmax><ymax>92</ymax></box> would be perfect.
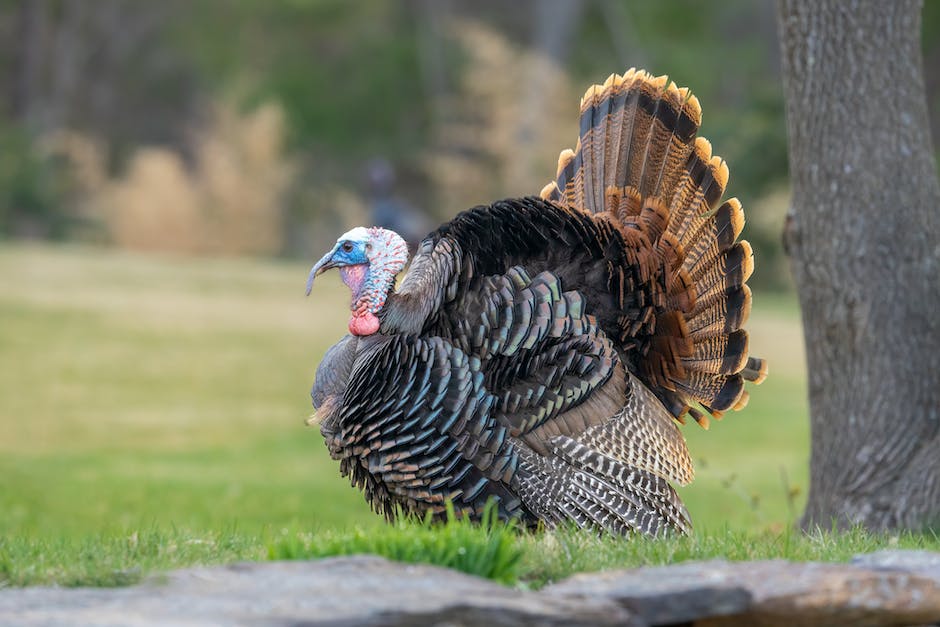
<box><xmin>341</xmin><ymin>242</ymin><xmax>354</xmax><ymax>253</ymax></box>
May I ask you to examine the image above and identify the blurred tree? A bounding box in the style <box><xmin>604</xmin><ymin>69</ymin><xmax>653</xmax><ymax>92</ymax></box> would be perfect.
<box><xmin>5</xmin><ymin>1</ymin><xmax>199</xmax><ymax>158</ymax></box>
<box><xmin>8</xmin><ymin>0</ymin><xmax>923</xmax><ymax>281</ymax></box>
<box><xmin>778</xmin><ymin>0</ymin><xmax>940</xmax><ymax>531</ymax></box>
<box><xmin>174</xmin><ymin>1</ymin><xmax>429</xmax><ymax>159</ymax></box>
<box><xmin>0</xmin><ymin>0</ymin><xmax>201</xmax><ymax>238</ymax></box>
<box><xmin>513</xmin><ymin>0</ymin><xmax>584</xmax><ymax>190</ymax></box>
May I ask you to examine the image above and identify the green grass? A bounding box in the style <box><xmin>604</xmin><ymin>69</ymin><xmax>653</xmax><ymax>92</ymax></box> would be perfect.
<box><xmin>0</xmin><ymin>243</ymin><xmax>378</xmax><ymax>538</ymax></box>
<box><xmin>269</xmin><ymin>504</ymin><xmax>523</xmax><ymax>585</ymax></box>
<box><xmin>5</xmin><ymin>518</ymin><xmax>939</xmax><ymax>589</ymax></box>
<box><xmin>0</xmin><ymin>242</ymin><xmax>878</xmax><ymax>589</ymax></box>
<box><xmin>518</xmin><ymin>525</ymin><xmax>940</xmax><ymax>588</ymax></box>
<box><xmin>0</xmin><ymin>528</ymin><xmax>266</xmax><ymax>587</ymax></box>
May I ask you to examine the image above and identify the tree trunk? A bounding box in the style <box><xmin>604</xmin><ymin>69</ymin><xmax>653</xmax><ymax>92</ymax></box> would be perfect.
<box><xmin>777</xmin><ymin>0</ymin><xmax>940</xmax><ymax>531</ymax></box>
<box><xmin>11</xmin><ymin>0</ymin><xmax>47</xmax><ymax>126</ymax></box>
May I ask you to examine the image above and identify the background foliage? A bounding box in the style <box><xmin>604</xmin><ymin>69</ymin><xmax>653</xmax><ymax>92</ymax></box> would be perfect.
<box><xmin>6</xmin><ymin>0</ymin><xmax>934</xmax><ymax>287</ymax></box>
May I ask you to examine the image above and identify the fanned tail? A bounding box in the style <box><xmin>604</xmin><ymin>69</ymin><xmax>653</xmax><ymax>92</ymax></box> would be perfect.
<box><xmin>541</xmin><ymin>69</ymin><xmax>767</xmax><ymax>427</ymax></box>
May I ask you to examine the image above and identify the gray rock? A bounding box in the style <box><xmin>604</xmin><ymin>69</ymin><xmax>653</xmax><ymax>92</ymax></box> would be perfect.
<box><xmin>0</xmin><ymin>556</ymin><xmax>635</xmax><ymax>627</ymax></box>
<box><xmin>544</xmin><ymin>560</ymin><xmax>753</xmax><ymax>625</ymax></box>
<box><xmin>547</xmin><ymin>558</ymin><xmax>940</xmax><ymax>626</ymax></box>
<box><xmin>852</xmin><ymin>548</ymin><xmax>940</xmax><ymax>579</ymax></box>
<box><xmin>4</xmin><ymin>552</ymin><xmax>940</xmax><ymax>626</ymax></box>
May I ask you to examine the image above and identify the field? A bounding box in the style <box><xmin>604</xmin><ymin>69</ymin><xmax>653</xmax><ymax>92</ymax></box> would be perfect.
<box><xmin>0</xmin><ymin>242</ymin><xmax>880</xmax><ymax>586</ymax></box>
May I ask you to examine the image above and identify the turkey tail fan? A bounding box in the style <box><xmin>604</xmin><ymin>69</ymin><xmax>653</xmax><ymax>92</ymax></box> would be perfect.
<box><xmin>541</xmin><ymin>69</ymin><xmax>765</xmax><ymax>427</ymax></box>
<box><xmin>541</xmin><ymin>69</ymin><xmax>701</xmax><ymax>216</ymax></box>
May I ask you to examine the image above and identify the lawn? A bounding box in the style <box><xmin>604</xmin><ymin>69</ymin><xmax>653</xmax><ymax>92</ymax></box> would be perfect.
<box><xmin>0</xmin><ymin>242</ymin><xmax>889</xmax><ymax>587</ymax></box>
<box><xmin>0</xmin><ymin>243</ymin><xmax>377</xmax><ymax>538</ymax></box>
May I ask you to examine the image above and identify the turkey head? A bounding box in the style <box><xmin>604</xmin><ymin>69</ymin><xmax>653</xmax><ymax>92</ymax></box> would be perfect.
<box><xmin>306</xmin><ymin>227</ymin><xmax>409</xmax><ymax>336</ymax></box>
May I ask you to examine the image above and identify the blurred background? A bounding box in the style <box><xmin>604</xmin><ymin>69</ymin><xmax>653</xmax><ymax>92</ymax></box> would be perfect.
<box><xmin>1</xmin><ymin>0</ymin><xmax>938</xmax><ymax>539</ymax></box>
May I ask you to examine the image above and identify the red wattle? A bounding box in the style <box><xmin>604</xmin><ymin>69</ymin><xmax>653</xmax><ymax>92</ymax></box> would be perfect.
<box><xmin>349</xmin><ymin>312</ymin><xmax>380</xmax><ymax>336</ymax></box>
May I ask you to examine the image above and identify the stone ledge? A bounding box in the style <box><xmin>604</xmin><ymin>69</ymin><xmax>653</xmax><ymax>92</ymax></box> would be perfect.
<box><xmin>1</xmin><ymin>550</ymin><xmax>939</xmax><ymax>626</ymax></box>
<box><xmin>0</xmin><ymin>556</ymin><xmax>633</xmax><ymax>627</ymax></box>
<box><xmin>548</xmin><ymin>557</ymin><xmax>940</xmax><ymax>626</ymax></box>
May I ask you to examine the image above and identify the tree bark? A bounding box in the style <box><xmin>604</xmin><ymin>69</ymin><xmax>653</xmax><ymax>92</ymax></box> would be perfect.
<box><xmin>777</xmin><ymin>0</ymin><xmax>940</xmax><ymax>531</ymax></box>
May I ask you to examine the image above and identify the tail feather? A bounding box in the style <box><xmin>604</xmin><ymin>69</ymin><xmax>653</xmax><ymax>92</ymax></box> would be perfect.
<box><xmin>636</xmin><ymin>79</ymin><xmax>685</xmax><ymax>199</ymax></box>
<box><xmin>682</xmin><ymin>199</ymin><xmax>745</xmax><ymax>278</ymax></box>
<box><xmin>577</xmin><ymin>85</ymin><xmax>601</xmax><ymax>212</ymax></box>
<box><xmin>581</xmin><ymin>80</ymin><xmax>615</xmax><ymax>213</ymax></box>
<box><xmin>674</xmin><ymin>371</ymin><xmax>745</xmax><ymax>413</ymax></box>
<box><xmin>653</xmin><ymin>89</ymin><xmax>701</xmax><ymax>198</ymax></box>
<box><xmin>682</xmin><ymin>330</ymin><xmax>749</xmax><ymax>376</ymax></box>
<box><xmin>622</xmin><ymin>73</ymin><xmax>666</xmax><ymax>194</ymax></box>
<box><xmin>550</xmin><ymin>148</ymin><xmax>577</xmax><ymax>208</ymax></box>
<box><xmin>741</xmin><ymin>356</ymin><xmax>769</xmax><ymax>384</ymax></box>
<box><xmin>687</xmin><ymin>285</ymin><xmax>752</xmax><ymax>338</ymax></box>
<box><xmin>670</xmin><ymin>149</ymin><xmax>729</xmax><ymax>246</ymax></box>
<box><xmin>690</xmin><ymin>244</ymin><xmax>754</xmax><ymax>315</ymax></box>
<box><xmin>610</xmin><ymin>70</ymin><xmax>643</xmax><ymax>196</ymax></box>
<box><xmin>602</xmin><ymin>71</ymin><xmax>632</xmax><ymax>192</ymax></box>
<box><xmin>542</xmin><ymin>69</ymin><xmax>765</xmax><ymax>425</ymax></box>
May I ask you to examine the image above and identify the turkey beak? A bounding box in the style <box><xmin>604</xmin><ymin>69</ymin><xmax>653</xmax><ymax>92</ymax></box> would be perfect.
<box><xmin>305</xmin><ymin>249</ymin><xmax>338</xmax><ymax>296</ymax></box>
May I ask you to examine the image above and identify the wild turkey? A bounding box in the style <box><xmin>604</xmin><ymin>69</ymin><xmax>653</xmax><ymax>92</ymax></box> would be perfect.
<box><xmin>306</xmin><ymin>69</ymin><xmax>767</xmax><ymax>536</ymax></box>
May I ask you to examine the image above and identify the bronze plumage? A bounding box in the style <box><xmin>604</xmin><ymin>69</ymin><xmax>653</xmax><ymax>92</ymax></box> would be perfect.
<box><xmin>307</xmin><ymin>69</ymin><xmax>767</xmax><ymax>536</ymax></box>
